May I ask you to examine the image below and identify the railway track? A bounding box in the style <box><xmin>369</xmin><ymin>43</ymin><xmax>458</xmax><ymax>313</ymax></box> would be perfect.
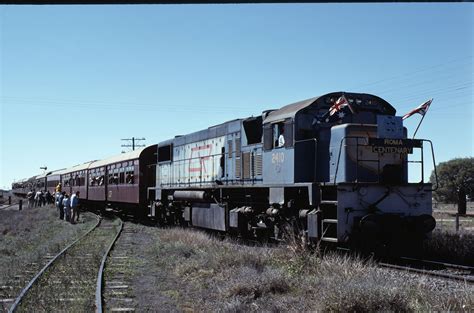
<box><xmin>6</xmin><ymin>214</ymin><xmax>123</xmax><ymax>313</ymax></box>
<box><xmin>101</xmin><ymin>222</ymin><xmax>140</xmax><ymax>312</ymax></box>
<box><xmin>379</xmin><ymin>256</ymin><xmax>474</xmax><ymax>283</ymax></box>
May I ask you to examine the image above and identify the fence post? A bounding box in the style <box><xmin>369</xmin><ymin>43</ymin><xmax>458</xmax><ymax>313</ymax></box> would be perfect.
<box><xmin>19</xmin><ymin>200</ymin><xmax>23</xmax><ymax>211</ymax></box>
<box><xmin>455</xmin><ymin>214</ymin><xmax>459</xmax><ymax>232</ymax></box>
<box><xmin>8</xmin><ymin>196</ymin><xmax>11</xmax><ymax>205</ymax></box>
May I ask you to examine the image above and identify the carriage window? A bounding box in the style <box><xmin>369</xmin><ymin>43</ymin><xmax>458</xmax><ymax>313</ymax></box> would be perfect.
<box><xmin>126</xmin><ymin>166</ymin><xmax>135</xmax><ymax>184</ymax></box>
<box><xmin>98</xmin><ymin>172</ymin><xmax>105</xmax><ymax>186</ymax></box>
<box><xmin>119</xmin><ymin>168</ymin><xmax>125</xmax><ymax>184</ymax></box>
<box><xmin>112</xmin><ymin>168</ymin><xmax>119</xmax><ymax>184</ymax></box>
<box><xmin>90</xmin><ymin>175</ymin><xmax>96</xmax><ymax>186</ymax></box>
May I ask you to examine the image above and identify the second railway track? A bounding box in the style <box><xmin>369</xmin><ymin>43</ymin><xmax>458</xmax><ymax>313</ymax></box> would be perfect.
<box><xmin>379</xmin><ymin>256</ymin><xmax>474</xmax><ymax>284</ymax></box>
<box><xmin>8</xmin><ymin>215</ymin><xmax>123</xmax><ymax>313</ymax></box>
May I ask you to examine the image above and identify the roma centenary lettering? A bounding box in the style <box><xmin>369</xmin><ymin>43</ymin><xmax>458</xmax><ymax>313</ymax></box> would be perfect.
<box><xmin>383</xmin><ymin>139</ymin><xmax>404</xmax><ymax>145</ymax></box>
<box><xmin>368</xmin><ymin>138</ymin><xmax>422</xmax><ymax>154</ymax></box>
<box><xmin>372</xmin><ymin>146</ymin><xmax>413</xmax><ymax>154</ymax></box>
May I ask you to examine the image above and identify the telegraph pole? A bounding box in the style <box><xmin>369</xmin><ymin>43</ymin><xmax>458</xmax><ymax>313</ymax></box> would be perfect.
<box><xmin>121</xmin><ymin>137</ymin><xmax>146</xmax><ymax>151</ymax></box>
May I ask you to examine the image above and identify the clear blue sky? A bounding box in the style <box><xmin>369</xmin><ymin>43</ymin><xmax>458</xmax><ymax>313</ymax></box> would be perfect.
<box><xmin>1</xmin><ymin>4</ymin><xmax>472</xmax><ymax>189</ymax></box>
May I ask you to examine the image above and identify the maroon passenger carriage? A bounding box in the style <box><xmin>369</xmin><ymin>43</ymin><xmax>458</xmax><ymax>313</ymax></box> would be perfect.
<box><xmin>84</xmin><ymin>145</ymin><xmax>157</xmax><ymax>216</ymax></box>
<box><xmin>45</xmin><ymin>168</ymin><xmax>66</xmax><ymax>194</ymax></box>
<box><xmin>11</xmin><ymin>176</ymin><xmax>37</xmax><ymax>196</ymax></box>
<box><xmin>61</xmin><ymin>162</ymin><xmax>95</xmax><ymax>198</ymax></box>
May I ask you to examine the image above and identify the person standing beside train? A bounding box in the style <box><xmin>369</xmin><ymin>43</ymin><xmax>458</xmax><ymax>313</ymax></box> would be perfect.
<box><xmin>27</xmin><ymin>190</ymin><xmax>35</xmax><ymax>209</ymax></box>
<box><xmin>70</xmin><ymin>191</ymin><xmax>80</xmax><ymax>224</ymax></box>
<box><xmin>56</xmin><ymin>191</ymin><xmax>65</xmax><ymax>220</ymax></box>
<box><xmin>62</xmin><ymin>193</ymin><xmax>71</xmax><ymax>222</ymax></box>
<box><xmin>34</xmin><ymin>190</ymin><xmax>42</xmax><ymax>207</ymax></box>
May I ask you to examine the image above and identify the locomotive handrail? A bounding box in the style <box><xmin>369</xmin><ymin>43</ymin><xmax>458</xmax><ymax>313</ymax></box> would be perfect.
<box><xmin>333</xmin><ymin>136</ymin><xmax>373</xmax><ymax>185</ymax></box>
<box><xmin>420</xmin><ymin>139</ymin><xmax>439</xmax><ymax>191</ymax></box>
<box><xmin>332</xmin><ymin>136</ymin><xmax>436</xmax><ymax>187</ymax></box>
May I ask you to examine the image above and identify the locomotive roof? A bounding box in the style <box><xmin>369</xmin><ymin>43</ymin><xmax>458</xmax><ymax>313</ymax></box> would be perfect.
<box><xmin>263</xmin><ymin>96</ymin><xmax>319</xmax><ymax>123</ymax></box>
<box><xmin>263</xmin><ymin>92</ymin><xmax>396</xmax><ymax>124</ymax></box>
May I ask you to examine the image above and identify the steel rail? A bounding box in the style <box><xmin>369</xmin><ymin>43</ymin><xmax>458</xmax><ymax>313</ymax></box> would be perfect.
<box><xmin>7</xmin><ymin>214</ymin><xmax>102</xmax><ymax>313</ymax></box>
<box><xmin>333</xmin><ymin>247</ymin><xmax>474</xmax><ymax>283</ymax></box>
<box><xmin>399</xmin><ymin>256</ymin><xmax>474</xmax><ymax>271</ymax></box>
<box><xmin>95</xmin><ymin>217</ymin><xmax>124</xmax><ymax>313</ymax></box>
<box><xmin>378</xmin><ymin>261</ymin><xmax>474</xmax><ymax>283</ymax></box>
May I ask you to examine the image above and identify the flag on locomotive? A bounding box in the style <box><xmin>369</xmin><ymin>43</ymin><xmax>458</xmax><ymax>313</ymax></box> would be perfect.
<box><xmin>402</xmin><ymin>98</ymin><xmax>433</xmax><ymax>120</ymax></box>
<box><xmin>323</xmin><ymin>94</ymin><xmax>355</xmax><ymax>123</ymax></box>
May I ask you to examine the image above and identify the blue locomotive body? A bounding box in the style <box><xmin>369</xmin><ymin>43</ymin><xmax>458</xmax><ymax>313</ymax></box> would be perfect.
<box><xmin>150</xmin><ymin>91</ymin><xmax>437</xmax><ymax>250</ymax></box>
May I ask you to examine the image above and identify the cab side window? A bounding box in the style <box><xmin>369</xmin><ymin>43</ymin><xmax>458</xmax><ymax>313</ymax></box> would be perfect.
<box><xmin>263</xmin><ymin>119</ymin><xmax>293</xmax><ymax>151</ymax></box>
<box><xmin>273</xmin><ymin>122</ymin><xmax>285</xmax><ymax>148</ymax></box>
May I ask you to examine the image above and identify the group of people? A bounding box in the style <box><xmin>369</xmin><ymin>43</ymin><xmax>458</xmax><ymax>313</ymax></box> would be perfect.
<box><xmin>54</xmin><ymin>183</ymin><xmax>81</xmax><ymax>224</ymax></box>
<box><xmin>24</xmin><ymin>183</ymin><xmax>81</xmax><ymax>224</ymax></box>
<box><xmin>26</xmin><ymin>190</ymin><xmax>54</xmax><ymax>208</ymax></box>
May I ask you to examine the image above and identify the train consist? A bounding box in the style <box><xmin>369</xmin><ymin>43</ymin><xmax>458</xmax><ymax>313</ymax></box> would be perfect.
<box><xmin>12</xmin><ymin>92</ymin><xmax>438</xmax><ymax>252</ymax></box>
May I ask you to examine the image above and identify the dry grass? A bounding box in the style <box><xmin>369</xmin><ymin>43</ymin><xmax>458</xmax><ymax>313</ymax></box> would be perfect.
<box><xmin>143</xmin><ymin>227</ymin><xmax>473</xmax><ymax>312</ymax></box>
<box><xmin>427</xmin><ymin>202</ymin><xmax>474</xmax><ymax>265</ymax></box>
<box><xmin>423</xmin><ymin>229</ymin><xmax>474</xmax><ymax>265</ymax></box>
<box><xmin>0</xmin><ymin>205</ymin><xmax>96</xmax><ymax>277</ymax></box>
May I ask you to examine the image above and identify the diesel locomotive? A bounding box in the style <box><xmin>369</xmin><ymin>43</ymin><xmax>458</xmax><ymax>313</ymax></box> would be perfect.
<box><xmin>12</xmin><ymin>91</ymin><xmax>438</xmax><ymax>252</ymax></box>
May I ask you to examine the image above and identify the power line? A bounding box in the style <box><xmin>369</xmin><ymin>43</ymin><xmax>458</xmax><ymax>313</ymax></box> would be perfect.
<box><xmin>121</xmin><ymin>137</ymin><xmax>146</xmax><ymax>151</ymax></box>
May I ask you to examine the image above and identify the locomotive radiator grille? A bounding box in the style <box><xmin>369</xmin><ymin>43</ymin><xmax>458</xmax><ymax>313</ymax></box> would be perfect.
<box><xmin>235</xmin><ymin>138</ymin><xmax>241</xmax><ymax>155</ymax></box>
<box><xmin>243</xmin><ymin>152</ymin><xmax>251</xmax><ymax>179</ymax></box>
<box><xmin>228</xmin><ymin>140</ymin><xmax>233</xmax><ymax>158</ymax></box>
<box><xmin>254</xmin><ymin>153</ymin><xmax>263</xmax><ymax>176</ymax></box>
<box><xmin>235</xmin><ymin>157</ymin><xmax>241</xmax><ymax>178</ymax></box>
